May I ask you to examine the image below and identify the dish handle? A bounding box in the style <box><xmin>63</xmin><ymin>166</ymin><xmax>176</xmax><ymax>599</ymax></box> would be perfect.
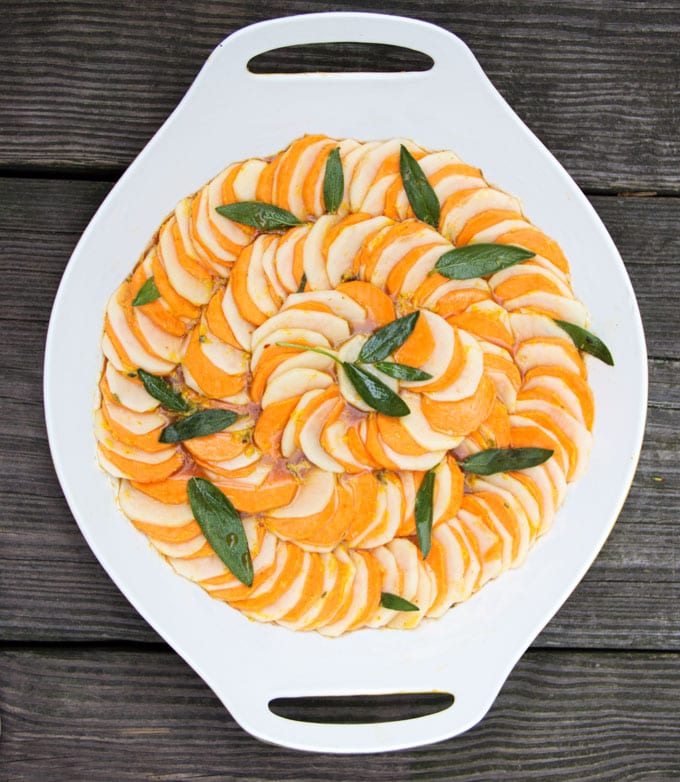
<box><xmin>228</xmin><ymin>686</ymin><xmax>465</xmax><ymax>754</ymax></box>
<box><xmin>209</xmin><ymin>12</ymin><xmax>472</xmax><ymax>77</ymax></box>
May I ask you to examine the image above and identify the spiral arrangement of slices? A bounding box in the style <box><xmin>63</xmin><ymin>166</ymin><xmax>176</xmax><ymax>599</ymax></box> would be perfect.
<box><xmin>96</xmin><ymin>134</ymin><xmax>595</xmax><ymax>635</ymax></box>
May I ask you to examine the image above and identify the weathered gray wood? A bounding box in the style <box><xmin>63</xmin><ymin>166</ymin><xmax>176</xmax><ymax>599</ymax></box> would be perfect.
<box><xmin>0</xmin><ymin>179</ymin><xmax>678</xmax><ymax>645</ymax></box>
<box><xmin>0</xmin><ymin>647</ymin><xmax>679</xmax><ymax>779</ymax></box>
<box><xmin>0</xmin><ymin>2</ymin><xmax>678</xmax><ymax>190</ymax></box>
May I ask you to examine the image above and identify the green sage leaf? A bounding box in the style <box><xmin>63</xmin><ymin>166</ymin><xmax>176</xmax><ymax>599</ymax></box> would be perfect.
<box><xmin>373</xmin><ymin>361</ymin><xmax>433</xmax><ymax>381</ymax></box>
<box><xmin>459</xmin><ymin>447</ymin><xmax>553</xmax><ymax>476</ymax></box>
<box><xmin>132</xmin><ymin>277</ymin><xmax>161</xmax><ymax>306</ymax></box>
<box><xmin>323</xmin><ymin>147</ymin><xmax>343</xmax><ymax>213</ymax></box>
<box><xmin>415</xmin><ymin>468</ymin><xmax>436</xmax><ymax>559</ymax></box>
<box><xmin>187</xmin><ymin>478</ymin><xmax>253</xmax><ymax>586</ymax></box>
<box><xmin>137</xmin><ymin>369</ymin><xmax>190</xmax><ymax>412</ymax></box>
<box><xmin>216</xmin><ymin>201</ymin><xmax>302</xmax><ymax>231</ymax></box>
<box><xmin>380</xmin><ymin>592</ymin><xmax>419</xmax><ymax>612</ymax></box>
<box><xmin>553</xmin><ymin>319</ymin><xmax>614</xmax><ymax>366</ymax></box>
<box><xmin>358</xmin><ymin>311</ymin><xmax>420</xmax><ymax>363</ymax></box>
<box><xmin>399</xmin><ymin>145</ymin><xmax>440</xmax><ymax>228</ymax></box>
<box><xmin>159</xmin><ymin>409</ymin><xmax>239</xmax><ymax>444</ymax></box>
<box><xmin>297</xmin><ymin>273</ymin><xmax>307</xmax><ymax>293</ymax></box>
<box><xmin>435</xmin><ymin>243</ymin><xmax>535</xmax><ymax>280</ymax></box>
<box><xmin>342</xmin><ymin>363</ymin><xmax>410</xmax><ymax>417</ymax></box>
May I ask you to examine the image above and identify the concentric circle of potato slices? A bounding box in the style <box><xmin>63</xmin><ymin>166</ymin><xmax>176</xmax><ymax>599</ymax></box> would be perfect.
<box><xmin>97</xmin><ymin>134</ymin><xmax>596</xmax><ymax>636</ymax></box>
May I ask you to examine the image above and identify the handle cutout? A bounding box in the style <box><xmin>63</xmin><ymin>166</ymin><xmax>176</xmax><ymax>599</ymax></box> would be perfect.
<box><xmin>248</xmin><ymin>43</ymin><xmax>434</xmax><ymax>74</ymax></box>
<box><xmin>269</xmin><ymin>692</ymin><xmax>453</xmax><ymax>725</ymax></box>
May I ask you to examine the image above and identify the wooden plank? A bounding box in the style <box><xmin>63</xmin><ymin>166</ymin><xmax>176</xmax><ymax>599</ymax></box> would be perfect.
<box><xmin>1</xmin><ymin>647</ymin><xmax>679</xmax><ymax>779</ymax></box>
<box><xmin>0</xmin><ymin>2</ymin><xmax>678</xmax><ymax>190</ymax></box>
<box><xmin>1</xmin><ymin>182</ymin><xmax>678</xmax><ymax>645</ymax></box>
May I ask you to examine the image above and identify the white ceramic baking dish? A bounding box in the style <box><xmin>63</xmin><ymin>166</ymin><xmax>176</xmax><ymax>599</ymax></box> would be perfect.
<box><xmin>44</xmin><ymin>13</ymin><xmax>647</xmax><ymax>753</ymax></box>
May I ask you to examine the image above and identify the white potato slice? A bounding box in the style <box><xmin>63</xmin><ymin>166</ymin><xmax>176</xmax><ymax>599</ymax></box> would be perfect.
<box><xmin>102</xmin><ymin>397</ymin><xmax>165</xmax><ymax>435</ymax></box>
<box><xmin>441</xmin><ymin>187</ymin><xmax>522</xmax><ymax>243</ymax></box>
<box><xmin>262</xmin><ymin>368</ymin><xmax>334</xmax><ymax>409</ymax></box>
<box><xmin>118</xmin><ymin>481</ymin><xmax>193</xmax><ymax>527</ymax></box>
<box><xmin>365</xmin><ymin>546</ymin><xmax>400</xmax><ymax>628</ymax></box>
<box><xmin>252</xmin><ymin>309</ymin><xmax>350</xmax><ymax>350</ymax></box>
<box><xmin>106</xmin><ymin>289</ymin><xmax>175</xmax><ymax>374</ymax></box>
<box><xmin>269</xmin><ymin>468</ymin><xmax>335</xmax><ymax>520</ymax></box>
<box><xmin>105</xmin><ymin>363</ymin><xmax>159</xmax><ymax>412</ymax></box>
<box><xmin>282</xmin><ymin>291</ymin><xmax>366</xmax><ymax>327</ymax></box>
<box><xmin>299</xmin><ymin>398</ymin><xmax>345</xmax><ymax>473</ymax></box>
<box><xmin>158</xmin><ymin>218</ymin><xmax>213</xmax><ymax>305</ymax></box>
<box><xmin>326</xmin><ymin>215</ymin><xmax>392</xmax><ymax>287</ymax></box>
<box><xmin>221</xmin><ymin>283</ymin><xmax>255</xmax><ymax>351</ymax></box>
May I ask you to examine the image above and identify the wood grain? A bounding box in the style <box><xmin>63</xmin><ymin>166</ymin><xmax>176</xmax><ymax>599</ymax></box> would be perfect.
<box><xmin>0</xmin><ymin>2</ymin><xmax>678</xmax><ymax>190</ymax></box>
<box><xmin>1</xmin><ymin>647</ymin><xmax>679</xmax><ymax>780</ymax></box>
<box><xmin>0</xmin><ymin>178</ymin><xmax>678</xmax><ymax>646</ymax></box>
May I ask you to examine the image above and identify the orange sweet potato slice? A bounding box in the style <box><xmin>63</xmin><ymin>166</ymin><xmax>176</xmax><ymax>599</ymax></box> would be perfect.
<box><xmin>132</xmin><ymin>518</ymin><xmax>201</xmax><ymax>543</ymax></box>
<box><xmin>421</xmin><ymin>374</ymin><xmax>496</xmax><ymax>436</ymax></box>
<box><xmin>182</xmin><ymin>329</ymin><xmax>246</xmax><ymax>398</ymax></box>
<box><xmin>253</xmin><ymin>396</ymin><xmax>301</xmax><ymax>456</ymax></box>
<box><xmin>495</xmin><ymin>228</ymin><xmax>569</xmax><ymax>274</ymax></box>
<box><xmin>128</xmin><ymin>265</ymin><xmax>187</xmax><ymax>337</ymax></box>
<box><xmin>393</xmin><ymin>309</ymin><xmax>435</xmax><ymax>366</ymax></box>
<box><xmin>218</xmin><ymin>472</ymin><xmax>299</xmax><ymax>514</ymax></box>
<box><xmin>205</xmin><ymin>287</ymin><xmax>244</xmax><ymax>350</ymax></box>
<box><xmin>151</xmin><ymin>250</ymin><xmax>200</xmax><ymax>320</ymax></box>
<box><xmin>455</xmin><ymin>209</ymin><xmax>523</xmax><ymax>246</ymax></box>
<box><xmin>336</xmin><ymin>280</ymin><xmax>395</xmax><ymax>326</ymax></box>
<box><xmin>184</xmin><ymin>428</ymin><xmax>249</xmax><ymax>462</ymax></box>
<box><xmin>523</xmin><ymin>365</ymin><xmax>594</xmax><ymax>429</ymax></box>
<box><xmin>99</xmin><ymin>444</ymin><xmax>183</xmax><ymax>483</ymax></box>
<box><xmin>376</xmin><ymin>414</ymin><xmax>430</xmax><ymax>456</ymax></box>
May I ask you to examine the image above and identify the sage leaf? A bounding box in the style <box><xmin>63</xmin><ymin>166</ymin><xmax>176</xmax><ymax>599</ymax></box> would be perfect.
<box><xmin>553</xmin><ymin>319</ymin><xmax>614</xmax><ymax>366</ymax></box>
<box><xmin>132</xmin><ymin>277</ymin><xmax>160</xmax><ymax>306</ymax></box>
<box><xmin>435</xmin><ymin>244</ymin><xmax>535</xmax><ymax>280</ymax></box>
<box><xmin>459</xmin><ymin>447</ymin><xmax>553</xmax><ymax>476</ymax></box>
<box><xmin>358</xmin><ymin>311</ymin><xmax>420</xmax><ymax>363</ymax></box>
<box><xmin>137</xmin><ymin>369</ymin><xmax>190</xmax><ymax>412</ymax></box>
<box><xmin>415</xmin><ymin>468</ymin><xmax>435</xmax><ymax>559</ymax></box>
<box><xmin>373</xmin><ymin>361</ymin><xmax>432</xmax><ymax>381</ymax></box>
<box><xmin>297</xmin><ymin>273</ymin><xmax>307</xmax><ymax>293</ymax></box>
<box><xmin>380</xmin><ymin>592</ymin><xmax>419</xmax><ymax>612</ymax></box>
<box><xmin>159</xmin><ymin>409</ymin><xmax>239</xmax><ymax>444</ymax></box>
<box><xmin>187</xmin><ymin>478</ymin><xmax>253</xmax><ymax>586</ymax></box>
<box><xmin>399</xmin><ymin>145</ymin><xmax>440</xmax><ymax>228</ymax></box>
<box><xmin>216</xmin><ymin>201</ymin><xmax>302</xmax><ymax>231</ymax></box>
<box><xmin>342</xmin><ymin>363</ymin><xmax>410</xmax><ymax>417</ymax></box>
<box><xmin>323</xmin><ymin>147</ymin><xmax>343</xmax><ymax>213</ymax></box>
